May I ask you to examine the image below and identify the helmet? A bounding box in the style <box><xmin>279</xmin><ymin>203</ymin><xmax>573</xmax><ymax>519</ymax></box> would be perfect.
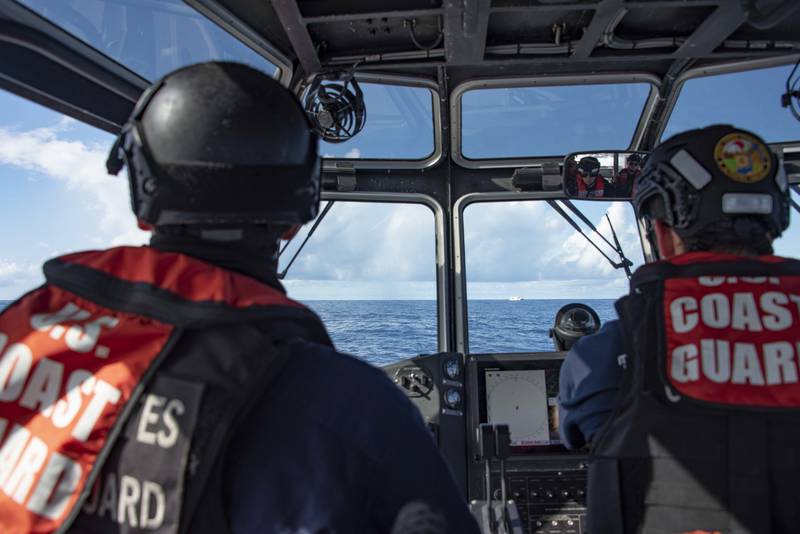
<box><xmin>107</xmin><ymin>62</ymin><xmax>320</xmax><ymax>226</ymax></box>
<box><xmin>626</xmin><ymin>153</ymin><xmax>642</xmax><ymax>166</ymax></box>
<box><xmin>634</xmin><ymin>124</ymin><xmax>789</xmax><ymax>247</ymax></box>
<box><xmin>550</xmin><ymin>303</ymin><xmax>601</xmax><ymax>351</ymax></box>
<box><xmin>577</xmin><ymin>156</ymin><xmax>601</xmax><ymax>177</ymax></box>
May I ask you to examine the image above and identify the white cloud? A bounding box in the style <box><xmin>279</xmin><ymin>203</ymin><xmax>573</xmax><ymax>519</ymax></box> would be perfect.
<box><xmin>0</xmin><ymin>121</ymin><xmax>147</xmax><ymax>246</ymax></box>
<box><xmin>284</xmin><ymin>280</ymin><xmax>436</xmax><ymax>300</ymax></box>
<box><xmin>463</xmin><ymin>200</ymin><xmax>643</xmax><ymax>286</ymax></box>
<box><xmin>281</xmin><ymin>202</ymin><xmax>436</xmax><ymax>282</ymax></box>
<box><xmin>278</xmin><ymin>199</ymin><xmax>643</xmax><ymax>299</ymax></box>
<box><xmin>0</xmin><ymin>260</ymin><xmax>41</xmax><ymax>292</ymax></box>
<box><xmin>551</xmin><ymin>201</ymin><xmax>642</xmax><ymax>277</ymax></box>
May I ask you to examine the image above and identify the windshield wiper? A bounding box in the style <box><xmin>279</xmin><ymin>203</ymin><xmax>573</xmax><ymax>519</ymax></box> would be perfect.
<box><xmin>546</xmin><ymin>200</ymin><xmax>634</xmax><ymax>278</ymax></box>
<box><xmin>560</xmin><ymin>199</ymin><xmax>634</xmax><ymax>277</ymax></box>
<box><xmin>278</xmin><ymin>200</ymin><xmax>335</xmax><ymax>280</ymax></box>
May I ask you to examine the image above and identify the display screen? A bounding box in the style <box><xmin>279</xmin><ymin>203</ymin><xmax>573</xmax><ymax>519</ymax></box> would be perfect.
<box><xmin>482</xmin><ymin>367</ymin><xmax>564</xmax><ymax>452</ymax></box>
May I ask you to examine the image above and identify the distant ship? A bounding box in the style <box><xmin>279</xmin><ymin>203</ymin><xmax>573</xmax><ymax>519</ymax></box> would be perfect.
<box><xmin>509</xmin><ymin>296</ymin><xmax>524</xmax><ymax>301</ymax></box>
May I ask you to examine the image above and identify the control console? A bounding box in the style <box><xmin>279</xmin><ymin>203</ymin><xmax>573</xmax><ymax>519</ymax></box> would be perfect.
<box><xmin>383</xmin><ymin>352</ymin><xmax>468</xmax><ymax>494</ymax></box>
<box><xmin>490</xmin><ymin>462</ymin><xmax>587</xmax><ymax>533</ymax></box>
<box><xmin>467</xmin><ymin>353</ymin><xmax>587</xmax><ymax>534</ymax></box>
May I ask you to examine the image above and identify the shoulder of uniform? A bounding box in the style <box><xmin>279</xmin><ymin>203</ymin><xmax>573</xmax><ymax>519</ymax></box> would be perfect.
<box><xmin>570</xmin><ymin>319</ymin><xmax>623</xmax><ymax>354</ymax></box>
<box><xmin>283</xmin><ymin>339</ymin><xmax>416</xmax><ymax>411</ymax></box>
<box><xmin>279</xmin><ymin>339</ymin><xmax>426</xmax><ymax>450</ymax></box>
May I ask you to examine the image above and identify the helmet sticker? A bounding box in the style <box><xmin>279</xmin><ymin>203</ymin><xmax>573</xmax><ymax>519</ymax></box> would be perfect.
<box><xmin>713</xmin><ymin>132</ymin><xmax>772</xmax><ymax>184</ymax></box>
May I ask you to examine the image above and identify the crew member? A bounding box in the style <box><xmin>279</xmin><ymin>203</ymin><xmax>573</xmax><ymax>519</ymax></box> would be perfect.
<box><xmin>558</xmin><ymin>124</ymin><xmax>798</xmax><ymax>533</ymax></box>
<box><xmin>575</xmin><ymin>156</ymin><xmax>605</xmax><ymax>198</ymax></box>
<box><xmin>0</xmin><ymin>62</ymin><xmax>478</xmax><ymax>534</ymax></box>
<box><xmin>614</xmin><ymin>153</ymin><xmax>642</xmax><ymax>197</ymax></box>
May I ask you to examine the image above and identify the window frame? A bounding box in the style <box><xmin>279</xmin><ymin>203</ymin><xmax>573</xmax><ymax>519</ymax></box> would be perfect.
<box><xmin>450</xmin><ymin>73</ymin><xmax>661</xmax><ymax>170</ymax></box>
<box><xmin>656</xmin><ymin>54</ymin><xmax>800</xmax><ymax>152</ymax></box>
<box><xmin>319</xmin><ymin>192</ymin><xmax>449</xmax><ymax>354</ymax></box>
<box><xmin>185</xmin><ymin>0</ymin><xmax>293</xmax><ymax>85</ymax></box>
<box><xmin>315</xmin><ymin>73</ymin><xmax>444</xmax><ymax>171</ymax></box>
<box><xmin>14</xmin><ymin>0</ymin><xmax>291</xmax><ymax>84</ymax></box>
<box><xmin>452</xmin><ymin>191</ymin><xmax>645</xmax><ymax>355</ymax></box>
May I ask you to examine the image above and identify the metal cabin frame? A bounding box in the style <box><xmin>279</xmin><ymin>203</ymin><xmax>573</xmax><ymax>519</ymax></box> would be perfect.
<box><xmin>1</xmin><ymin>0</ymin><xmax>799</xmax><ymax>355</ymax></box>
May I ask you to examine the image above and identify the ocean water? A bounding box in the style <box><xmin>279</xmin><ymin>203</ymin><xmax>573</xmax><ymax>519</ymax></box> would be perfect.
<box><xmin>306</xmin><ymin>299</ymin><xmax>617</xmax><ymax>365</ymax></box>
<box><xmin>0</xmin><ymin>298</ymin><xmax>617</xmax><ymax>366</ymax></box>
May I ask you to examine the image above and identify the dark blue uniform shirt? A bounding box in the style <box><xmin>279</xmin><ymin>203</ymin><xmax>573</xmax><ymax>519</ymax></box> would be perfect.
<box><xmin>558</xmin><ymin>320</ymin><xmax>626</xmax><ymax>450</ymax></box>
<box><xmin>225</xmin><ymin>339</ymin><xmax>479</xmax><ymax>534</ymax></box>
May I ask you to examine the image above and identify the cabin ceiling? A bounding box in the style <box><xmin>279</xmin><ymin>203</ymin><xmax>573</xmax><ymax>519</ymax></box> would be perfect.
<box><xmin>213</xmin><ymin>0</ymin><xmax>800</xmax><ymax>84</ymax></box>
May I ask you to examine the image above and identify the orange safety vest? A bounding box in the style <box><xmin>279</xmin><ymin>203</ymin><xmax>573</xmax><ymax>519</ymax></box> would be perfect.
<box><xmin>0</xmin><ymin>246</ymin><xmax>328</xmax><ymax>534</ymax></box>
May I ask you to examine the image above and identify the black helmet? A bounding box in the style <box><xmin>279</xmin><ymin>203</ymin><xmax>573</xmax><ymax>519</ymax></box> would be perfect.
<box><xmin>549</xmin><ymin>303</ymin><xmax>601</xmax><ymax>351</ymax></box>
<box><xmin>577</xmin><ymin>156</ymin><xmax>601</xmax><ymax>177</ymax></box>
<box><xmin>626</xmin><ymin>153</ymin><xmax>642</xmax><ymax>166</ymax></box>
<box><xmin>634</xmin><ymin>124</ymin><xmax>789</xmax><ymax>247</ymax></box>
<box><xmin>107</xmin><ymin>62</ymin><xmax>320</xmax><ymax>226</ymax></box>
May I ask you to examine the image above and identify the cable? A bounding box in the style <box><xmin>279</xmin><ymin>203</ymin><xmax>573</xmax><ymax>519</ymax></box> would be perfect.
<box><xmin>406</xmin><ymin>17</ymin><xmax>443</xmax><ymax>51</ymax></box>
<box><xmin>782</xmin><ymin>57</ymin><xmax>800</xmax><ymax>122</ymax></box>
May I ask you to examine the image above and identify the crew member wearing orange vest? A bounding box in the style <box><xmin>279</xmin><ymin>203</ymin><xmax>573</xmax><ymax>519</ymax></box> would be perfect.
<box><xmin>0</xmin><ymin>62</ymin><xmax>478</xmax><ymax>534</ymax></box>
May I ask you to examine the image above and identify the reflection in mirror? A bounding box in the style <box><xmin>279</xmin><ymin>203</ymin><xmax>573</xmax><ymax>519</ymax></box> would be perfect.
<box><xmin>562</xmin><ymin>151</ymin><xmax>648</xmax><ymax>200</ymax></box>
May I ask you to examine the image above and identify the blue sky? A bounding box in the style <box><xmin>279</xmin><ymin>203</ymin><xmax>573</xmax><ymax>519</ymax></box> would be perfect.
<box><xmin>0</xmin><ymin>2</ymin><xmax>798</xmax><ymax>301</ymax></box>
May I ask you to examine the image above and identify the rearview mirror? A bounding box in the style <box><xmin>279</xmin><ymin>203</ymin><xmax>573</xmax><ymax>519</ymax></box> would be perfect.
<box><xmin>563</xmin><ymin>151</ymin><xmax>649</xmax><ymax>200</ymax></box>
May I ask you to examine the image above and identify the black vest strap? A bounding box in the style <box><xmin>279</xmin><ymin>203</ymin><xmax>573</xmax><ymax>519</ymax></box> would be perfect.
<box><xmin>179</xmin><ymin>331</ymin><xmax>294</xmax><ymax>534</ymax></box>
<box><xmin>52</xmin><ymin>248</ymin><xmax>333</xmax><ymax>534</ymax></box>
<box><xmin>630</xmin><ymin>257</ymin><xmax>800</xmax><ymax>287</ymax></box>
<box><xmin>586</xmin><ymin>458</ymin><xmax>624</xmax><ymax>533</ymax></box>
<box><xmin>728</xmin><ymin>414</ymin><xmax>770</xmax><ymax>534</ymax></box>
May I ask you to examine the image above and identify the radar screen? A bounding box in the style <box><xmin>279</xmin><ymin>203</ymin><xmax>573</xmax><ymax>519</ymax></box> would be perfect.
<box><xmin>486</xmin><ymin>370</ymin><xmax>549</xmax><ymax>446</ymax></box>
<box><xmin>480</xmin><ymin>363</ymin><xmax>565</xmax><ymax>453</ymax></box>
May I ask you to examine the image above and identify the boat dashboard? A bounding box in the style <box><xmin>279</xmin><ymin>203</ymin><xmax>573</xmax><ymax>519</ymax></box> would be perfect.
<box><xmin>384</xmin><ymin>350</ymin><xmax>587</xmax><ymax>534</ymax></box>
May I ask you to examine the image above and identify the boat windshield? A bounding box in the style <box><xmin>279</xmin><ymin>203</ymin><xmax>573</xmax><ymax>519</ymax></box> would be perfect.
<box><xmin>463</xmin><ymin>200</ymin><xmax>645</xmax><ymax>353</ymax></box>
<box><xmin>460</xmin><ymin>82</ymin><xmax>652</xmax><ymax>159</ymax></box>
<box><xmin>16</xmin><ymin>0</ymin><xmax>280</xmax><ymax>80</ymax></box>
<box><xmin>662</xmin><ymin>63</ymin><xmax>800</xmax><ymax>143</ymax></box>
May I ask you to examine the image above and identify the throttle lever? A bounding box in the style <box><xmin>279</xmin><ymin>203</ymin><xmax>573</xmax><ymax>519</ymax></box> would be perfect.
<box><xmin>477</xmin><ymin>423</ymin><xmax>497</xmax><ymax>532</ymax></box>
<box><xmin>494</xmin><ymin>425</ymin><xmax>512</xmax><ymax>529</ymax></box>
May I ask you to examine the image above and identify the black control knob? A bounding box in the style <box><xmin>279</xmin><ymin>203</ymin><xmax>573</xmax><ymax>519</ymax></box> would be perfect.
<box><xmin>530</xmin><ymin>490</ymin><xmax>540</xmax><ymax>499</ymax></box>
<box><xmin>577</xmin><ymin>489</ymin><xmax>586</xmax><ymax>498</ymax></box>
<box><xmin>561</xmin><ymin>490</ymin><xmax>570</xmax><ymax>499</ymax></box>
<box><xmin>545</xmin><ymin>491</ymin><xmax>554</xmax><ymax>499</ymax></box>
<box><xmin>493</xmin><ymin>489</ymin><xmax>502</xmax><ymax>500</ymax></box>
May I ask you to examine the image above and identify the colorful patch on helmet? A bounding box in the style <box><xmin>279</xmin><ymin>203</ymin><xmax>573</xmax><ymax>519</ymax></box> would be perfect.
<box><xmin>713</xmin><ymin>132</ymin><xmax>771</xmax><ymax>184</ymax></box>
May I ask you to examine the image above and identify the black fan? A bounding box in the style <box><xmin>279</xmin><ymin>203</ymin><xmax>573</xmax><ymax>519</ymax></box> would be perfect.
<box><xmin>303</xmin><ymin>70</ymin><xmax>366</xmax><ymax>143</ymax></box>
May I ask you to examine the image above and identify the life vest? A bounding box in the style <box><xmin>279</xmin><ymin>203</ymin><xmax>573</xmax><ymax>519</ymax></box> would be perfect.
<box><xmin>0</xmin><ymin>246</ymin><xmax>331</xmax><ymax>534</ymax></box>
<box><xmin>576</xmin><ymin>173</ymin><xmax>605</xmax><ymax>197</ymax></box>
<box><xmin>616</xmin><ymin>168</ymin><xmax>640</xmax><ymax>196</ymax></box>
<box><xmin>588</xmin><ymin>252</ymin><xmax>800</xmax><ymax>534</ymax></box>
